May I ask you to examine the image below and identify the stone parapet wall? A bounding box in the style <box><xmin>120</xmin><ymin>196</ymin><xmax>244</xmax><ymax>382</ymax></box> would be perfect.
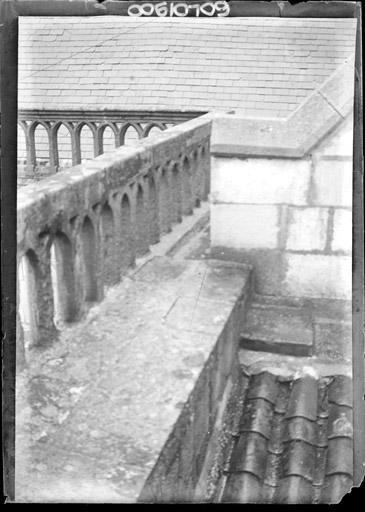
<box><xmin>17</xmin><ymin>114</ymin><xmax>212</xmax><ymax>347</ymax></box>
<box><xmin>138</xmin><ymin>262</ymin><xmax>252</xmax><ymax>503</ymax></box>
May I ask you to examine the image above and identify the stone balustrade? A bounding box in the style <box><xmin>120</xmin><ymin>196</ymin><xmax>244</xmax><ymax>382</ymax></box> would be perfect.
<box><xmin>17</xmin><ymin>114</ymin><xmax>212</xmax><ymax>349</ymax></box>
<box><xmin>18</xmin><ymin>109</ymin><xmax>204</xmax><ymax>174</ymax></box>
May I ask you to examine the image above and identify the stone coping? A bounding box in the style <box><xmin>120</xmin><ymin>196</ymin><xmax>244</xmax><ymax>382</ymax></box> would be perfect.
<box><xmin>211</xmin><ymin>57</ymin><xmax>355</xmax><ymax>158</ymax></box>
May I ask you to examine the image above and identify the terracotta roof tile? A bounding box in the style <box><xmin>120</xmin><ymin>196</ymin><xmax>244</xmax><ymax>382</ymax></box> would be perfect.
<box><xmin>320</xmin><ymin>474</ymin><xmax>353</xmax><ymax>504</ymax></box>
<box><xmin>18</xmin><ymin>17</ymin><xmax>357</xmax><ymax>118</ymax></box>
<box><xmin>239</xmin><ymin>398</ymin><xmax>274</xmax><ymax>439</ymax></box>
<box><xmin>276</xmin><ymin>475</ymin><xmax>313</xmax><ymax>504</ymax></box>
<box><xmin>283</xmin><ymin>417</ymin><xmax>317</xmax><ymax>445</ymax></box>
<box><xmin>229</xmin><ymin>432</ymin><xmax>268</xmax><ymax>479</ymax></box>
<box><xmin>221</xmin><ymin>472</ymin><xmax>262</xmax><ymax>503</ymax></box>
<box><xmin>219</xmin><ymin>371</ymin><xmax>353</xmax><ymax>504</ymax></box>
<box><xmin>326</xmin><ymin>438</ymin><xmax>353</xmax><ymax>476</ymax></box>
<box><xmin>327</xmin><ymin>405</ymin><xmax>353</xmax><ymax>439</ymax></box>
<box><xmin>246</xmin><ymin>371</ymin><xmax>279</xmax><ymax>404</ymax></box>
<box><xmin>281</xmin><ymin>440</ymin><xmax>316</xmax><ymax>480</ymax></box>
<box><xmin>328</xmin><ymin>375</ymin><xmax>353</xmax><ymax>407</ymax></box>
<box><xmin>286</xmin><ymin>376</ymin><xmax>318</xmax><ymax>421</ymax></box>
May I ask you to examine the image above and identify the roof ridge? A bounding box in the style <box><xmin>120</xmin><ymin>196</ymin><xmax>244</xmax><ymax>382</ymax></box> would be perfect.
<box><xmin>287</xmin><ymin>54</ymin><xmax>356</xmax><ymax>121</ymax></box>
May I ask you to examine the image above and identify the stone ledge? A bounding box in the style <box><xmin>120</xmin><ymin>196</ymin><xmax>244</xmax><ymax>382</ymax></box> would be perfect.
<box><xmin>211</xmin><ymin>59</ymin><xmax>354</xmax><ymax>159</ymax></box>
<box><xmin>240</xmin><ymin>303</ymin><xmax>314</xmax><ymax>357</ymax></box>
<box><xmin>138</xmin><ymin>258</ymin><xmax>252</xmax><ymax>502</ymax></box>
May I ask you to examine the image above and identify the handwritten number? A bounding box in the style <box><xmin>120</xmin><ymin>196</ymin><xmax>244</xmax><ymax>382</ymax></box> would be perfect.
<box><xmin>141</xmin><ymin>3</ymin><xmax>154</xmax><ymax>16</ymax></box>
<box><xmin>128</xmin><ymin>2</ymin><xmax>231</xmax><ymax>17</ymax></box>
<box><xmin>216</xmin><ymin>1</ymin><xmax>230</xmax><ymax>16</ymax></box>
<box><xmin>127</xmin><ymin>4</ymin><xmax>142</xmax><ymax>16</ymax></box>
<box><xmin>155</xmin><ymin>2</ymin><xmax>168</xmax><ymax>16</ymax></box>
<box><xmin>200</xmin><ymin>2</ymin><xmax>215</xmax><ymax>16</ymax></box>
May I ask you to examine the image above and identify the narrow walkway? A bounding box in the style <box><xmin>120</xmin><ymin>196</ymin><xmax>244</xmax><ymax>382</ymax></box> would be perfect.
<box><xmin>15</xmin><ymin>204</ymin><xmax>249</xmax><ymax>503</ymax></box>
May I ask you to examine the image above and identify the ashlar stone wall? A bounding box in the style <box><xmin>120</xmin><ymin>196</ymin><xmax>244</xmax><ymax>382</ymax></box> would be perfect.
<box><xmin>210</xmin><ymin>112</ymin><xmax>353</xmax><ymax>300</ymax></box>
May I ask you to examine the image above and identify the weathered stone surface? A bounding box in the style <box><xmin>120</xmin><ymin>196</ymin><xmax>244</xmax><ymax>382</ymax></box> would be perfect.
<box><xmin>319</xmin><ymin>113</ymin><xmax>354</xmax><ymax>158</ymax></box>
<box><xmin>283</xmin><ymin>254</ymin><xmax>352</xmax><ymax>300</ymax></box>
<box><xmin>211</xmin><ymin>204</ymin><xmax>280</xmax><ymax>250</ymax></box>
<box><xmin>331</xmin><ymin>209</ymin><xmax>352</xmax><ymax>253</ymax></box>
<box><xmin>314</xmin><ymin>321</ymin><xmax>352</xmax><ymax>362</ymax></box>
<box><xmin>209</xmin><ymin>246</ymin><xmax>284</xmax><ymax>296</ymax></box>
<box><xmin>211</xmin><ymin>157</ymin><xmax>310</xmax><ymax>205</ymax></box>
<box><xmin>313</xmin><ymin>159</ymin><xmax>352</xmax><ymax>208</ymax></box>
<box><xmin>240</xmin><ymin>304</ymin><xmax>313</xmax><ymax>356</ymax></box>
<box><xmin>286</xmin><ymin>207</ymin><xmax>328</xmax><ymax>252</ymax></box>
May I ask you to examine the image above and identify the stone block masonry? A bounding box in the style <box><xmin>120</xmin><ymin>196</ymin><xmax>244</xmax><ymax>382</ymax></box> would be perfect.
<box><xmin>286</xmin><ymin>207</ymin><xmax>328</xmax><ymax>252</ymax></box>
<box><xmin>210</xmin><ymin>81</ymin><xmax>354</xmax><ymax>300</ymax></box>
<box><xmin>211</xmin><ymin>204</ymin><xmax>279</xmax><ymax>250</ymax></box>
<box><xmin>283</xmin><ymin>254</ymin><xmax>352</xmax><ymax>300</ymax></box>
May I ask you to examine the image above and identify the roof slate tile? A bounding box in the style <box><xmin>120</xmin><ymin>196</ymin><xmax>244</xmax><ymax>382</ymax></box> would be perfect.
<box><xmin>18</xmin><ymin>17</ymin><xmax>356</xmax><ymax>118</ymax></box>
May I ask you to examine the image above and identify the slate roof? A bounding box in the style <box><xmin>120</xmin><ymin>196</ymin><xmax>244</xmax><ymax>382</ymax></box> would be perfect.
<box><xmin>220</xmin><ymin>371</ymin><xmax>353</xmax><ymax>504</ymax></box>
<box><xmin>18</xmin><ymin>17</ymin><xmax>357</xmax><ymax>118</ymax></box>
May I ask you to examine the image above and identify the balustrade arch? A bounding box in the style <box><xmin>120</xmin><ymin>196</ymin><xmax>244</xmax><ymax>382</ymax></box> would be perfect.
<box><xmin>28</xmin><ymin>120</ymin><xmax>52</xmax><ymax>172</ymax></box>
<box><xmin>18</xmin><ymin>250</ymin><xmax>40</xmax><ymax>349</ymax></box>
<box><xmin>120</xmin><ymin>193</ymin><xmax>135</xmax><ymax>272</ymax></box>
<box><xmin>158</xmin><ymin>166</ymin><xmax>172</xmax><ymax>235</ymax></box>
<box><xmin>148</xmin><ymin>173</ymin><xmax>160</xmax><ymax>245</ymax></box>
<box><xmin>181</xmin><ymin>156</ymin><xmax>193</xmax><ymax>216</ymax></box>
<box><xmin>171</xmin><ymin>162</ymin><xmax>182</xmax><ymax>224</ymax></box>
<box><xmin>79</xmin><ymin>216</ymin><xmax>98</xmax><ymax>303</ymax></box>
<box><xmin>50</xmin><ymin>231</ymin><xmax>78</xmax><ymax>326</ymax></box>
<box><xmin>96</xmin><ymin>123</ymin><xmax>119</xmax><ymax>154</ymax></box>
<box><xmin>100</xmin><ymin>203</ymin><xmax>116</xmax><ymax>286</ymax></box>
<box><xmin>119</xmin><ymin>122</ymin><xmax>143</xmax><ymax>146</ymax></box>
<box><xmin>17</xmin><ymin>111</ymin><xmax>203</xmax><ymax>180</ymax></box>
<box><xmin>201</xmin><ymin>143</ymin><xmax>210</xmax><ymax>200</ymax></box>
<box><xmin>50</xmin><ymin>121</ymin><xmax>74</xmax><ymax>171</ymax></box>
<box><xmin>75</xmin><ymin>122</ymin><xmax>98</xmax><ymax>163</ymax></box>
<box><xmin>142</xmin><ymin>122</ymin><xmax>165</xmax><ymax>138</ymax></box>
<box><xmin>135</xmin><ymin>183</ymin><xmax>150</xmax><ymax>258</ymax></box>
<box><xmin>17</xmin><ymin>113</ymin><xmax>212</xmax><ymax>347</ymax></box>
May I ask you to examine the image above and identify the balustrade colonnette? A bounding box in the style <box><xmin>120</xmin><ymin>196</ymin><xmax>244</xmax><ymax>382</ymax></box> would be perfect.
<box><xmin>18</xmin><ymin>110</ymin><xmax>204</xmax><ymax>174</ymax></box>
<box><xmin>17</xmin><ymin>114</ymin><xmax>212</xmax><ymax>351</ymax></box>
